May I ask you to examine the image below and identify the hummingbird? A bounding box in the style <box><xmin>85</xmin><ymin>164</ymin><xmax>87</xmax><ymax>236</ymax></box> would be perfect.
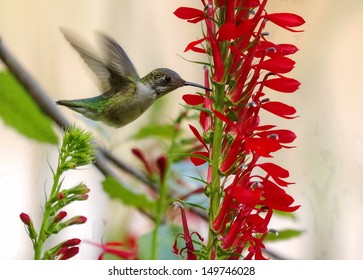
<box><xmin>56</xmin><ymin>29</ymin><xmax>209</xmax><ymax>128</ymax></box>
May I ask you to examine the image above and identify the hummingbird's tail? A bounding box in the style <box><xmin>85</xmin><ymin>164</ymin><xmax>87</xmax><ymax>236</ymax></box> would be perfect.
<box><xmin>56</xmin><ymin>99</ymin><xmax>99</xmax><ymax>119</ymax></box>
<box><xmin>56</xmin><ymin>99</ymin><xmax>80</xmax><ymax>108</ymax></box>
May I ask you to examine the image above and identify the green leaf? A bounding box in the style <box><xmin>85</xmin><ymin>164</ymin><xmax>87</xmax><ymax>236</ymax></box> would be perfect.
<box><xmin>0</xmin><ymin>71</ymin><xmax>57</xmax><ymax>144</ymax></box>
<box><xmin>273</xmin><ymin>210</ymin><xmax>297</xmax><ymax>220</ymax></box>
<box><xmin>131</xmin><ymin>123</ymin><xmax>178</xmax><ymax>140</ymax></box>
<box><xmin>102</xmin><ymin>176</ymin><xmax>156</xmax><ymax>210</ymax></box>
<box><xmin>265</xmin><ymin>229</ymin><xmax>304</xmax><ymax>242</ymax></box>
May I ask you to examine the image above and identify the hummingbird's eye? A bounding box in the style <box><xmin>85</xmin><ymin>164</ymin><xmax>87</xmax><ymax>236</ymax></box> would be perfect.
<box><xmin>164</xmin><ymin>76</ymin><xmax>171</xmax><ymax>82</ymax></box>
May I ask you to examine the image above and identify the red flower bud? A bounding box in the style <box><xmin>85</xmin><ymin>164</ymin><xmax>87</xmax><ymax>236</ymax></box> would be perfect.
<box><xmin>19</xmin><ymin>213</ymin><xmax>31</xmax><ymax>226</ymax></box>
<box><xmin>156</xmin><ymin>155</ymin><xmax>167</xmax><ymax>182</ymax></box>
<box><xmin>59</xmin><ymin>247</ymin><xmax>79</xmax><ymax>260</ymax></box>
<box><xmin>62</xmin><ymin>238</ymin><xmax>81</xmax><ymax>248</ymax></box>
<box><xmin>67</xmin><ymin>216</ymin><xmax>87</xmax><ymax>226</ymax></box>
<box><xmin>54</xmin><ymin>211</ymin><xmax>67</xmax><ymax>223</ymax></box>
<box><xmin>131</xmin><ymin>148</ymin><xmax>152</xmax><ymax>175</ymax></box>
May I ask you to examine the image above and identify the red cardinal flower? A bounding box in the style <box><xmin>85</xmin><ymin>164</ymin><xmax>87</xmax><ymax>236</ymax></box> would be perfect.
<box><xmin>175</xmin><ymin>0</ymin><xmax>303</xmax><ymax>259</ymax></box>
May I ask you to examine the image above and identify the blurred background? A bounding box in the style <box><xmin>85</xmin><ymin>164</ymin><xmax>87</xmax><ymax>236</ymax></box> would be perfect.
<box><xmin>1</xmin><ymin>0</ymin><xmax>363</xmax><ymax>259</ymax></box>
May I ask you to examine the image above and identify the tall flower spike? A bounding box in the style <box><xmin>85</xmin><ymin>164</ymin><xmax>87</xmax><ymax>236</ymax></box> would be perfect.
<box><xmin>175</xmin><ymin>0</ymin><xmax>303</xmax><ymax>259</ymax></box>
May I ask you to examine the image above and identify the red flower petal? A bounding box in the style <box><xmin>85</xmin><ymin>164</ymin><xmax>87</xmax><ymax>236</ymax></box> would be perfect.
<box><xmin>218</xmin><ymin>23</ymin><xmax>236</xmax><ymax>41</ymax></box>
<box><xmin>184</xmin><ymin>38</ymin><xmax>206</xmax><ymax>53</ymax></box>
<box><xmin>265</xmin><ymin>13</ymin><xmax>305</xmax><ymax>32</ymax></box>
<box><xmin>261</xmin><ymin>101</ymin><xmax>297</xmax><ymax>119</ymax></box>
<box><xmin>247</xmin><ymin>214</ymin><xmax>268</xmax><ymax>232</ymax></box>
<box><xmin>174</xmin><ymin>202</ymin><xmax>197</xmax><ymax>260</ymax></box>
<box><xmin>248</xmin><ymin>137</ymin><xmax>281</xmax><ymax>157</ymax></box>
<box><xmin>189</xmin><ymin>124</ymin><xmax>209</xmax><ymax>150</ymax></box>
<box><xmin>212</xmin><ymin>188</ymin><xmax>234</xmax><ymax>232</ymax></box>
<box><xmin>233</xmin><ymin>188</ymin><xmax>261</xmax><ymax>207</ymax></box>
<box><xmin>255</xmin><ymin>42</ymin><xmax>299</xmax><ymax>58</ymax></box>
<box><xmin>257</xmin><ymin>129</ymin><xmax>296</xmax><ymax>144</ymax></box>
<box><xmin>225</xmin><ymin>0</ymin><xmax>236</xmax><ymax>24</ymax></box>
<box><xmin>258</xmin><ymin>162</ymin><xmax>289</xmax><ymax>178</ymax></box>
<box><xmin>262</xmin><ymin>180</ymin><xmax>300</xmax><ymax>212</ymax></box>
<box><xmin>254</xmin><ymin>41</ymin><xmax>275</xmax><ymax>58</ymax></box>
<box><xmin>190</xmin><ymin>151</ymin><xmax>209</xmax><ymax>166</ymax></box>
<box><xmin>215</xmin><ymin>0</ymin><xmax>227</xmax><ymax>7</ymax></box>
<box><xmin>211</xmin><ymin>40</ymin><xmax>225</xmax><ymax>82</ymax></box>
<box><xmin>257</xmin><ymin>163</ymin><xmax>294</xmax><ymax>186</ymax></box>
<box><xmin>255</xmin><ymin>57</ymin><xmax>295</xmax><ymax>74</ymax></box>
<box><xmin>276</xmin><ymin>44</ymin><xmax>299</xmax><ymax>56</ymax></box>
<box><xmin>255</xmin><ymin>124</ymin><xmax>276</xmax><ymax>131</ymax></box>
<box><xmin>131</xmin><ymin>148</ymin><xmax>152</xmax><ymax>175</ymax></box>
<box><xmin>174</xmin><ymin>7</ymin><xmax>206</xmax><ymax>23</ymax></box>
<box><xmin>213</xmin><ymin>110</ymin><xmax>235</xmax><ymax>128</ymax></box>
<box><xmin>264</xmin><ymin>76</ymin><xmax>301</xmax><ymax>93</ymax></box>
<box><xmin>220</xmin><ymin>137</ymin><xmax>243</xmax><ymax>173</ymax></box>
<box><xmin>233</xmin><ymin>18</ymin><xmax>254</xmax><ymax>40</ymax></box>
<box><xmin>241</xmin><ymin>0</ymin><xmax>260</xmax><ymax>8</ymax></box>
<box><xmin>182</xmin><ymin>94</ymin><xmax>204</xmax><ymax>105</ymax></box>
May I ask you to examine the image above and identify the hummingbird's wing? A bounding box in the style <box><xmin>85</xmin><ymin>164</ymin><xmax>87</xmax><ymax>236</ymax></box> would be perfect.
<box><xmin>61</xmin><ymin>28</ymin><xmax>139</xmax><ymax>98</ymax></box>
<box><xmin>96</xmin><ymin>32</ymin><xmax>140</xmax><ymax>86</ymax></box>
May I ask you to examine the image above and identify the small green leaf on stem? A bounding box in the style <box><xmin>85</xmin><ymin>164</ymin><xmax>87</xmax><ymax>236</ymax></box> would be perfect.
<box><xmin>102</xmin><ymin>176</ymin><xmax>156</xmax><ymax>210</ymax></box>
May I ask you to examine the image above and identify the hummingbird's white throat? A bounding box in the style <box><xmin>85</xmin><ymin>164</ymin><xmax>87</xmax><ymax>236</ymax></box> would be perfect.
<box><xmin>135</xmin><ymin>81</ymin><xmax>157</xmax><ymax>103</ymax></box>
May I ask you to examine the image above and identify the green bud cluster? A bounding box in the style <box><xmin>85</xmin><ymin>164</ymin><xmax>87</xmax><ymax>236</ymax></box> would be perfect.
<box><xmin>58</xmin><ymin>125</ymin><xmax>95</xmax><ymax>173</ymax></box>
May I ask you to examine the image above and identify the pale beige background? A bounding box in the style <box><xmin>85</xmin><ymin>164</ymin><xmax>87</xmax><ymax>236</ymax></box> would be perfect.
<box><xmin>0</xmin><ymin>0</ymin><xmax>362</xmax><ymax>259</ymax></box>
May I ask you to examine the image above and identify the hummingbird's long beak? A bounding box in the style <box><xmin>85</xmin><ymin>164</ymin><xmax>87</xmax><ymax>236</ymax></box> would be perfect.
<box><xmin>184</xmin><ymin>81</ymin><xmax>212</xmax><ymax>92</ymax></box>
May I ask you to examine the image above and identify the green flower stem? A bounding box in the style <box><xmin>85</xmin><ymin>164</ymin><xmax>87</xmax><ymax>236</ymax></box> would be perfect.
<box><xmin>151</xmin><ymin>171</ymin><xmax>168</xmax><ymax>260</ymax></box>
<box><xmin>150</xmin><ymin>130</ymin><xmax>178</xmax><ymax>260</ymax></box>
<box><xmin>207</xmin><ymin>83</ymin><xmax>225</xmax><ymax>257</ymax></box>
<box><xmin>34</xmin><ymin>165</ymin><xmax>63</xmax><ymax>260</ymax></box>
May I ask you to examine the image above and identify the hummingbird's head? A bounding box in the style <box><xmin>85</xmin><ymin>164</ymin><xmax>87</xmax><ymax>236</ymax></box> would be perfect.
<box><xmin>144</xmin><ymin>68</ymin><xmax>210</xmax><ymax>97</ymax></box>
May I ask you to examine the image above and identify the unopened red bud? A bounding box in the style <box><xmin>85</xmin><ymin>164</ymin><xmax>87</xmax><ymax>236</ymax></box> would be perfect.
<box><xmin>67</xmin><ymin>216</ymin><xmax>87</xmax><ymax>226</ymax></box>
<box><xmin>156</xmin><ymin>155</ymin><xmax>167</xmax><ymax>182</ymax></box>
<box><xmin>62</xmin><ymin>238</ymin><xmax>81</xmax><ymax>247</ymax></box>
<box><xmin>56</xmin><ymin>247</ymin><xmax>68</xmax><ymax>256</ymax></box>
<box><xmin>72</xmin><ymin>194</ymin><xmax>89</xmax><ymax>201</ymax></box>
<box><xmin>131</xmin><ymin>148</ymin><xmax>152</xmax><ymax>175</ymax></box>
<box><xmin>19</xmin><ymin>213</ymin><xmax>31</xmax><ymax>226</ymax></box>
<box><xmin>60</xmin><ymin>247</ymin><xmax>79</xmax><ymax>260</ymax></box>
<box><xmin>54</xmin><ymin>211</ymin><xmax>67</xmax><ymax>223</ymax></box>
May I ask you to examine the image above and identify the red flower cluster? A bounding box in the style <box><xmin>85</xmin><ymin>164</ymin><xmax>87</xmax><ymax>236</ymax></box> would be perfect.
<box><xmin>175</xmin><ymin>0</ymin><xmax>304</xmax><ymax>259</ymax></box>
